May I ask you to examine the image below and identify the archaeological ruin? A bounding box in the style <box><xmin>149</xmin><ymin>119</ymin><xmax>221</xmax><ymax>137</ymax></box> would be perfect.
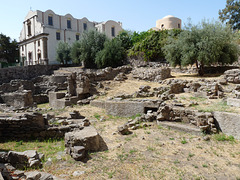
<box><xmin>0</xmin><ymin>62</ymin><xmax>240</xmax><ymax>179</ymax></box>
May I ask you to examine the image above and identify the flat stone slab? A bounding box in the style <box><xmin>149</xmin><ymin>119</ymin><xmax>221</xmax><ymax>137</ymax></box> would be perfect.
<box><xmin>227</xmin><ymin>98</ymin><xmax>240</xmax><ymax>107</ymax></box>
<box><xmin>213</xmin><ymin>111</ymin><xmax>240</xmax><ymax>139</ymax></box>
<box><xmin>157</xmin><ymin>121</ymin><xmax>201</xmax><ymax>135</ymax></box>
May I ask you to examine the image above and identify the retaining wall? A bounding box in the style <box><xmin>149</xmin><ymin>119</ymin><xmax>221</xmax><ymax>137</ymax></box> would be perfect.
<box><xmin>0</xmin><ymin>65</ymin><xmax>59</xmax><ymax>85</ymax></box>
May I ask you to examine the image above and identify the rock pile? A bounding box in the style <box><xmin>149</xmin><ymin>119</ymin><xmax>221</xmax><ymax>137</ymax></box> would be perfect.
<box><xmin>0</xmin><ymin>150</ymin><xmax>56</xmax><ymax>180</ymax></box>
<box><xmin>132</xmin><ymin>67</ymin><xmax>171</xmax><ymax>81</ymax></box>
<box><xmin>222</xmin><ymin>69</ymin><xmax>240</xmax><ymax>84</ymax></box>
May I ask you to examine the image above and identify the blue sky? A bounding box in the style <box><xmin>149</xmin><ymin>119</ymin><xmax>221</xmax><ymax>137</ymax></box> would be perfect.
<box><xmin>1</xmin><ymin>0</ymin><xmax>227</xmax><ymax>40</ymax></box>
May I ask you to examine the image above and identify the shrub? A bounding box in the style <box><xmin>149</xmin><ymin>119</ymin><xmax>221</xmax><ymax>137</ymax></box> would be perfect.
<box><xmin>128</xmin><ymin>29</ymin><xmax>182</xmax><ymax>61</ymax></box>
<box><xmin>95</xmin><ymin>39</ymin><xmax>126</xmax><ymax>68</ymax></box>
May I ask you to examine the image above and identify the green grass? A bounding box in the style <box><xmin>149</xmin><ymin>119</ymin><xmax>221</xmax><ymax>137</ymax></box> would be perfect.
<box><xmin>117</xmin><ymin>151</ymin><xmax>129</xmax><ymax>162</ymax></box>
<box><xmin>188</xmin><ymin>153</ymin><xmax>195</xmax><ymax>158</ymax></box>
<box><xmin>181</xmin><ymin>138</ymin><xmax>187</xmax><ymax>144</ymax></box>
<box><xmin>129</xmin><ymin>148</ymin><xmax>138</xmax><ymax>154</ymax></box>
<box><xmin>213</xmin><ymin>133</ymin><xmax>235</xmax><ymax>142</ymax></box>
<box><xmin>1</xmin><ymin>138</ymin><xmax>65</xmax><ymax>161</ymax></box>
<box><xmin>202</xmin><ymin>164</ymin><xmax>208</xmax><ymax>168</ymax></box>
<box><xmin>129</xmin><ymin>113</ymin><xmax>141</xmax><ymax>120</ymax></box>
<box><xmin>189</xmin><ymin>97</ymin><xmax>207</xmax><ymax>102</ymax></box>
<box><xmin>195</xmin><ymin>101</ymin><xmax>229</xmax><ymax>112</ymax></box>
<box><xmin>37</xmin><ymin>102</ymin><xmax>50</xmax><ymax>109</ymax></box>
<box><xmin>147</xmin><ymin>146</ymin><xmax>156</xmax><ymax>151</ymax></box>
<box><xmin>94</xmin><ymin>113</ymin><xmax>101</xmax><ymax>120</ymax></box>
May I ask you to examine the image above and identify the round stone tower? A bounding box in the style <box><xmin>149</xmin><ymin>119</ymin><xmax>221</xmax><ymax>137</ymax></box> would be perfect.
<box><xmin>156</xmin><ymin>15</ymin><xmax>182</xmax><ymax>30</ymax></box>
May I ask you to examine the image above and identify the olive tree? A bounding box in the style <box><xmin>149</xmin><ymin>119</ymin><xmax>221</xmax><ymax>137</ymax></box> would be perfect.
<box><xmin>95</xmin><ymin>39</ymin><xmax>126</xmax><ymax>68</ymax></box>
<box><xmin>163</xmin><ymin>20</ymin><xmax>239</xmax><ymax>76</ymax></box>
<box><xmin>77</xmin><ymin>30</ymin><xmax>107</xmax><ymax>68</ymax></box>
<box><xmin>56</xmin><ymin>41</ymin><xmax>71</xmax><ymax>65</ymax></box>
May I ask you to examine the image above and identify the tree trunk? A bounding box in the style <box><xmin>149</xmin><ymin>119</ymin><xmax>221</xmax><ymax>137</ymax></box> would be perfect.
<box><xmin>198</xmin><ymin>64</ymin><xmax>204</xmax><ymax>76</ymax></box>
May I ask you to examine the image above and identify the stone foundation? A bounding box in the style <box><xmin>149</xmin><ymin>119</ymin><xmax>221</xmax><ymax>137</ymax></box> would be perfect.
<box><xmin>0</xmin><ymin>113</ymin><xmax>80</xmax><ymax>140</ymax></box>
<box><xmin>223</xmin><ymin>68</ymin><xmax>240</xmax><ymax>83</ymax></box>
<box><xmin>1</xmin><ymin>90</ymin><xmax>34</xmax><ymax>108</ymax></box>
<box><xmin>91</xmin><ymin>99</ymin><xmax>161</xmax><ymax>117</ymax></box>
<box><xmin>0</xmin><ymin>65</ymin><xmax>59</xmax><ymax>85</ymax></box>
<box><xmin>132</xmin><ymin>67</ymin><xmax>171</xmax><ymax>81</ymax></box>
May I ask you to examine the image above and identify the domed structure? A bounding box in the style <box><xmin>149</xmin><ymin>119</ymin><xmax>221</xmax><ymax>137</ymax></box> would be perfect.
<box><xmin>155</xmin><ymin>15</ymin><xmax>181</xmax><ymax>30</ymax></box>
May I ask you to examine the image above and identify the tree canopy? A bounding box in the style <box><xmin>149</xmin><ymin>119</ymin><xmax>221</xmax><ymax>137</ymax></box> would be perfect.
<box><xmin>163</xmin><ymin>20</ymin><xmax>239</xmax><ymax>76</ymax></box>
<box><xmin>95</xmin><ymin>38</ymin><xmax>126</xmax><ymax>68</ymax></box>
<box><xmin>128</xmin><ymin>29</ymin><xmax>182</xmax><ymax>61</ymax></box>
<box><xmin>56</xmin><ymin>41</ymin><xmax>71</xmax><ymax>65</ymax></box>
<box><xmin>0</xmin><ymin>33</ymin><xmax>19</xmax><ymax>64</ymax></box>
<box><xmin>76</xmin><ymin>30</ymin><xmax>107</xmax><ymax>68</ymax></box>
<box><xmin>219</xmin><ymin>0</ymin><xmax>240</xmax><ymax>30</ymax></box>
<box><xmin>70</xmin><ymin>30</ymin><xmax>126</xmax><ymax>69</ymax></box>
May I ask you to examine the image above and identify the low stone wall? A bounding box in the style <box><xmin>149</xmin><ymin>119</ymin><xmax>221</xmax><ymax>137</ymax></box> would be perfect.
<box><xmin>1</xmin><ymin>90</ymin><xmax>34</xmax><ymax>108</ymax></box>
<box><xmin>222</xmin><ymin>68</ymin><xmax>240</xmax><ymax>83</ymax></box>
<box><xmin>0</xmin><ymin>65</ymin><xmax>59</xmax><ymax>85</ymax></box>
<box><xmin>0</xmin><ymin>113</ymin><xmax>79</xmax><ymax>140</ymax></box>
<box><xmin>157</xmin><ymin>105</ymin><xmax>217</xmax><ymax>133</ymax></box>
<box><xmin>91</xmin><ymin>99</ymin><xmax>161</xmax><ymax>117</ymax></box>
<box><xmin>54</xmin><ymin>66</ymin><xmax>132</xmax><ymax>82</ymax></box>
<box><xmin>132</xmin><ymin>67</ymin><xmax>171</xmax><ymax>81</ymax></box>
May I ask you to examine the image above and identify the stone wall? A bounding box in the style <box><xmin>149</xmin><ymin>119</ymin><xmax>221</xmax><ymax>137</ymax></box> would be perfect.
<box><xmin>1</xmin><ymin>90</ymin><xmax>34</xmax><ymax>108</ymax></box>
<box><xmin>222</xmin><ymin>68</ymin><xmax>240</xmax><ymax>83</ymax></box>
<box><xmin>157</xmin><ymin>105</ymin><xmax>217</xmax><ymax>133</ymax></box>
<box><xmin>132</xmin><ymin>67</ymin><xmax>171</xmax><ymax>82</ymax></box>
<box><xmin>54</xmin><ymin>66</ymin><xmax>132</xmax><ymax>82</ymax></box>
<box><xmin>91</xmin><ymin>99</ymin><xmax>161</xmax><ymax>117</ymax></box>
<box><xmin>0</xmin><ymin>65</ymin><xmax>59</xmax><ymax>85</ymax></box>
<box><xmin>0</xmin><ymin>113</ymin><xmax>79</xmax><ymax>140</ymax></box>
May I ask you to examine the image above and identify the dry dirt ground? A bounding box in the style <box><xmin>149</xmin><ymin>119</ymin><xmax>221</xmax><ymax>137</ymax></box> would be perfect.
<box><xmin>48</xmin><ymin>105</ymin><xmax>240</xmax><ymax>180</ymax></box>
<box><xmin>2</xmin><ymin>72</ymin><xmax>240</xmax><ymax>180</ymax></box>
<box><xmin>49</xmin><ymin>73</ymin><xmax>240</xmax><ymax>180</ymax></box>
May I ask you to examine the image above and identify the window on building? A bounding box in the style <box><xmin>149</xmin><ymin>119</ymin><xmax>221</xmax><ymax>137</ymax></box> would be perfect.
<box><xmin>27</xmin><ymin>20</ymin><xmax>31</xmax><ymax>36</ymax></box>
<box><xmin>67</xmin><ymin>19</ymin><xmax>71</xmax><ymax>29</ymax></box>
<box><xmin>161</xmin><ymin>24</ymin><xmax>164</xmax><ymax>28</ymax></box>
<box><xmin>111</xmin><ymin>27</ymin><xmax>115</xmax><ymax>37</ymax></box>
<box><xmin>178</xmin><ymin>23</ymin><xmax>181</xmax><ymax>29</ymax></box>
<box><xmin>38</xmin><ymin>40</ymin><xmax>40</xmax><ymax>47</ymax></box>
<box><xmin>56</xmin><ymin>32</ymin><xmax>60</xmax><ymax>40</ymax></box>
<box><xmin>22</xmin><ymin>46</ymin><xmax>24</xmax><ymax>51</ymax></box>
<box><xmin>83</xmin><ymin>23</ymin><xmax>87</xmax><ymax>31</ymax></box>
<box><xmin>76</xmin><ymin>34</ymin><xmax>80</xmax><ymax>41</ymax></box>
<box><xmin>48</xmin><ymin>15</ymin><xmax>53</xmax><ymax>26</ymax></box>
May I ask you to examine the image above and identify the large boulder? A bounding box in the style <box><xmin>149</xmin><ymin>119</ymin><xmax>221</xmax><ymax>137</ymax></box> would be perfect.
<box><xmin>213</xmin><ymin>111</ymin><xmax>240</xmax><ymax>139</ymax></box>
<box><xmin>65</xmin><ymin>126</ymin><xmax>105</xmax><ymax>161</ymax></box>
<box><xmin>7</xmin><ymin>150</ymin><xmax>42</xmax><ymax>169</ymax></box>
<box><xmin>169</xmin><ymin>83</ymin><xmax>185</xmax><ymax>94</ymax></box>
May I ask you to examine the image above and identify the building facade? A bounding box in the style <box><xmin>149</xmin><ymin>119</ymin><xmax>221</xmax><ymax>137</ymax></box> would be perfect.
<box><xmin>152</xmin><ymin>15</ymin><xmax>182</xmax><ymax>31</ymax></box>
<box><xmin>19</xmin><ymin>10</ymin><xmax>123</xmax><ymax>65</ymax></box>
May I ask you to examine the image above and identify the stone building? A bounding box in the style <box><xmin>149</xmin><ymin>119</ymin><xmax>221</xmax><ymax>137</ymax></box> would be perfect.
<box><xmin>19</xmin><ymin>9</ymin><xmax>123</xmax><ymax>66</ymax></box>
<box><xmin>152</xmin><ymin>15</ymin><xmax>182</xmax><ymax>31</ymax></box>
